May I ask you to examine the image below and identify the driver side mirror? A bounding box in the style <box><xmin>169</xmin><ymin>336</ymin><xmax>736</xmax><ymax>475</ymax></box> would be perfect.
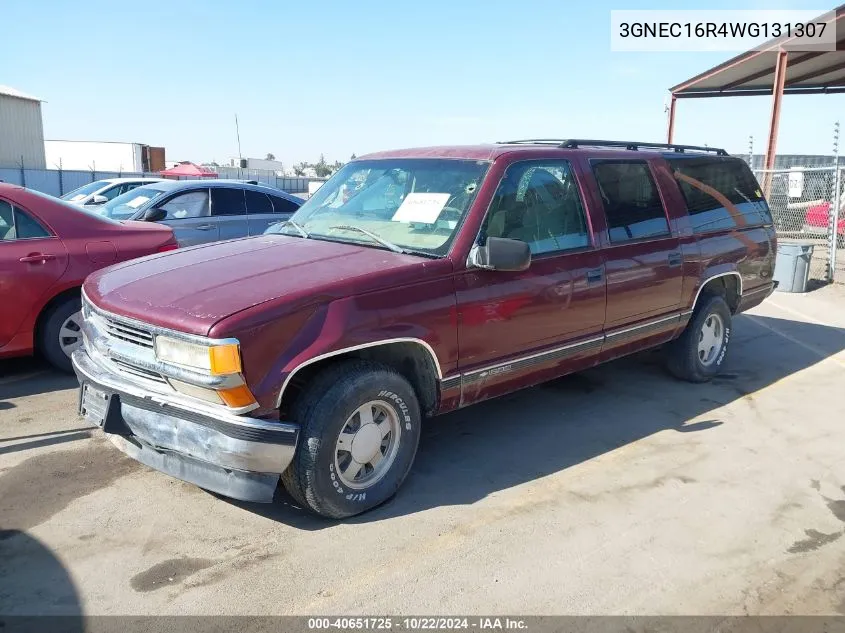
<box><xmin>468</xmin><ymin>237</ymin><xmax>531</xmax><ymax>272</ymax></box>
<box><xmin>89</xmin><ymin>194</ymin><xmax>108</xmax><ymax>205</ymax></box>
<box><xmin>143</xmin><ymin>207</ymin><xmax>167</xmax><ymax>222</ymax></box>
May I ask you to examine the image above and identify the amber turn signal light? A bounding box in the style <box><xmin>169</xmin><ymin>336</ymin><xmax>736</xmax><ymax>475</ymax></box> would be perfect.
<box><xmin>209</xmin><ymin>344</ymin><xmax>242</xmax><ymax>375</ymax></box>
<box><xmin>217</xmin><ymin>384</ymin><xmax>257</xmax><ymax>408</ymax></box>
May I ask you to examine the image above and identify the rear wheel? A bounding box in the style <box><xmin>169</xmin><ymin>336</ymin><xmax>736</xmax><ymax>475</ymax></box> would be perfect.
<box><xmin>665</xmin><ymin>294</ymin><xmax>732</xmax><ymax>383</ymax></box>
<box><xmin>281</xmin><ymin>360</ymin><xmax>421</xmax><ymax>519</ymax></box>
<box><xmin>39</xmin><ymin>296</ymin><xmax>83</xmax><ymax>373</ymax></box>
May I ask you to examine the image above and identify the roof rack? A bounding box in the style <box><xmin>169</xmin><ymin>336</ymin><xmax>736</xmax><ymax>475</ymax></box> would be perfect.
<box><xmin>497</xmin><ymin>138</ymin><xmax>729</xmax><ymax>156</ymax></box>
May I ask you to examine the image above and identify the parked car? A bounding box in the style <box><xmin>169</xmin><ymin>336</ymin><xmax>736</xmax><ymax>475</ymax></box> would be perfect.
<box><xmin>89</xmin><ymin>180</ymin><xmax>302</xmax><ymax>246</ymax></box>
<box><xmin>60</xmin><ymin>178</ymin><xmax>163</xmax><ymax>207</ymax></box>
<box><xmin>72</xmin><ymin>140</ymin><xmax>776</xmax><ymax>518</ymax></box>
<box><xmin>0</xmin><ymin>183</ymin><xmax>178</xmax><ymax>372</ymax></box>
<box><xmin>803</xmin><ymin>201</ymin><xmax>845</xmax><ymax>246</ymax></box>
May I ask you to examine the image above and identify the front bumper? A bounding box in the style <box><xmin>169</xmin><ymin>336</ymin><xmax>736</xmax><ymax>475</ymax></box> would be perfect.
<box><xmin>72</xmin><ymin>348</ymin><xmax>299</xmax><ymax>503</ymax></box>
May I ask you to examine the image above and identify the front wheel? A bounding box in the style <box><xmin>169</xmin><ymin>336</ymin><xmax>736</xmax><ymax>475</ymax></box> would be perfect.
<box><xmin>281</xmin><ymin>360</ymin><xmax>422</xmax><ymax>518</ymax></box>
<box><xmin>665</xmin><ymin>294</ymin><xmax>732</xmax><ymax>383</ymax></box>
<box><xmin>39</xmin><ymin>296</ymin><xmax>83</xmax><ymax>373</ymax></box>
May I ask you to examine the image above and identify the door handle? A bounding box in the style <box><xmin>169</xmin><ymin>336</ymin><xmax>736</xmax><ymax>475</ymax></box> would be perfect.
<box><xmin>586</xmin><ymin>268</ymin><xmax>604</xmax><ymax>283</ymax></box>
<box><xmin>195</xmin><ymin>224</ymin><xmax>215</xmax><ymax>231</ymax></box>
<box><xmin>667</xmin><ymin>252</ymin><xmax>683</xmax><ymax>268</ymax></box>
<box><xmin>19</xmin><ymin>253</ymin><xmax>55</xmax><ymax>263</ymax></box>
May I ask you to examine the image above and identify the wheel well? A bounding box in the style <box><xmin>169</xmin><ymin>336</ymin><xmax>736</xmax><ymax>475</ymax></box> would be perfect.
<box><xmin>278</xmin><ymin>342</ymin><xmax>440</xmax><ymax>418</ymax></box>
<box><xmin>34</xmin><ymin>287</ymin><xmax>81</xmax><ymax>347</ymax></box>
<box><xmin>696</xmin><ymin>274</ymin><xmax>740</xmax><ymax>313</ymax></box>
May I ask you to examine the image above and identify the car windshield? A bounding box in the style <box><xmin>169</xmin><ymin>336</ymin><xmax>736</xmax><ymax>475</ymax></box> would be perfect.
<box><xmin>61</xmin><ymin>180</ymin><xmax>110</xmax><ymax>202</ymax></box>
<box><xmin>270</xmin><ymin>158</ymin><xmax>489</xmax><ymax>256</ymax></box>
<box><xmin>94</xmin><ymin>186</ymin><xmax>168</xmax><ymax>220</ymax></box>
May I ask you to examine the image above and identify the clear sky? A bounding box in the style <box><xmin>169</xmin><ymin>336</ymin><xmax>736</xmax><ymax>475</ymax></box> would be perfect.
<box><xmin>1</xmin><ymin>0</ymin><xmax>840</xmax><ymax>166</ymax></box>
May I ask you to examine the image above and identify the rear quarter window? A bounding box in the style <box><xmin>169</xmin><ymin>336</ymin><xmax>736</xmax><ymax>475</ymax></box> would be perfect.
<box><xmin>667</xmin><ymin>157</ymin><xmax>773</xmax><ymax>232</ymax></box>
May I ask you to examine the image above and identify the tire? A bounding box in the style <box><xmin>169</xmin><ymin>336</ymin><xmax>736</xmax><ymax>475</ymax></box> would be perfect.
<box><xmin>665</xmin><ymin>294</ymin><xmax>732</xmax><ymax>383</ymax></box>
<box><xmin>281</xmin><ymin>359</ymin><xmax>422</xmax><ymax>519</ymax></box>
<box><xmin>39</xmin><ymin>296</ymin><xmax>83</xmax><ymax>373</ymax></box>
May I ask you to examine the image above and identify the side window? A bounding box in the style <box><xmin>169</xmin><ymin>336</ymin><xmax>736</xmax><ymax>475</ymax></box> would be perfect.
<box><xmin>668</xmin><ymin>157</ymin><xmax>772</xmax><ymax>232</ymax></box>
<box><xmin>119</xmin><ymin>183</ymin><xmax>142</xmax><ymax>196</ymax></box>
<box><xmin>159</xmin><ymin>190</ymin><xmax>210</xmax><ymax>220</ymax></box>
<box><xmin>211</xmin><ymin>188</ymin><xmax>247</xmax><ymax>216</ymax></box>
<box><xmin>15</xmin><ymin>208</ymin><xmax>50</xmax><ymax>239</ymax></box>
<box><xmin>270</xmin><ymin>195</ymin><xmax>301</xmax><ymax>215</ymax></box>
<box><xmin>100</xmin><ymin>184</ymin><xmax>123</xmax><ymax>201</ymax></box>
<box><xmin>244</xmin><ymin>190</ymin><xmax>273</xmax><ymax>214</ymax></box>
<box><xmin>481</xmin><ymin>160</ymin><xmax>590</xmax><ymax>255</ymax></box>
<box><xmin>0</xmin><ymin>201</ymin><xmax>50</xmax><ymax>240</ymax></box>
<box><xmin>592</xmin><ymin>161</ymin><xmax>670</xmax><ymax>243</ymax></box>
<box><xmin>0</xmin><ymin>199</ymin><xmax>15</xmax><ymax>240</ymax></box>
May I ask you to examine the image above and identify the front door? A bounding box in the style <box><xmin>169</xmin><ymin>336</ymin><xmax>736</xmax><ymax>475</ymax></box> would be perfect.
<box><xmin>455</xmin><ymin>159</ymin><xmax>606</xmax><ymax>405</ymax></box>
<box><xmin>159</xmin><ymin>189</ymin><xmax>218</xmax><ymax>246</ymax></box>
<box><xmin>0</xmin><ymin>198</ymin><xmax>68</xmax><ymax>348</ymax></box>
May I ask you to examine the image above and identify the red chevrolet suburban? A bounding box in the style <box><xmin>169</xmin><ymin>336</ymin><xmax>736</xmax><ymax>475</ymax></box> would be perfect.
<box><xmin>73</xmin><ymin>139</ymin><xmax>777</xmax><ymax>518</ymax></box>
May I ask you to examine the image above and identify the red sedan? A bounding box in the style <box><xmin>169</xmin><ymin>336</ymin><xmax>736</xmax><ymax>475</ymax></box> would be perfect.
<box><xmin>0</xmin><ymin>183</ymin><xmax>178</xmax><ymax>372</ymax></box>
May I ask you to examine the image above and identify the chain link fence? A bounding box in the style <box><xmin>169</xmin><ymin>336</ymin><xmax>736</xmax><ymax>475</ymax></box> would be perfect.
<box><xmin>754</xmin><ymin>166</ymin><xmax>844</xmax><ymax>284</ymax></box>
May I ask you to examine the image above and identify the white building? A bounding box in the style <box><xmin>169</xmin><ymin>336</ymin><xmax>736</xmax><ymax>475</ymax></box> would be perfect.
<box><xmin>0</xmin><ymin>85</ymin><xmax>46</xmax><ymax>169</ymax></box>
<box><xmin>229</xmin><ymin>157</ymin><xmax>286</xmax><ymax>173</ymax></box>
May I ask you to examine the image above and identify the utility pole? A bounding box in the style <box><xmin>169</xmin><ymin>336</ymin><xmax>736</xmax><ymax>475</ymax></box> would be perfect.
<box><xmin>829</xmin><ymin>120</ymin><xmax>841</xmax><ymax>282</ymax></box>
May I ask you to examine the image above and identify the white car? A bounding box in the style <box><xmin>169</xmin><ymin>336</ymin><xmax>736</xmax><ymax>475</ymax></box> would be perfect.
<box><xmin>60</xmin><ymin>178</ymin><xmax>163</xmax><ymax>207</ymax></box>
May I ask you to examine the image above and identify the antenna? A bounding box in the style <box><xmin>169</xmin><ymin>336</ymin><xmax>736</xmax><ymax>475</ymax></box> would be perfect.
<box><xmin>235</xmin><ymin>113</ymin><xmax>243</xmax><ymax>161</ymax></box>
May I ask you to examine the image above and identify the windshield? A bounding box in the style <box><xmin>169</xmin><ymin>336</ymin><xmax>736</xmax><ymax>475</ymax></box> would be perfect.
<box><xmin>61</xmin><ymin>180</ymin><xmax>110</xmax><ymax>202</ymax></box>
<box><xmin>268</xmin><ymin>159</ymin><xmax>489</xmax><ymax>256</ymax></box>
<box><xmin>94</xmin><ymin>186</ymin><xmax>167</xmax><ymax>220</ymax></box>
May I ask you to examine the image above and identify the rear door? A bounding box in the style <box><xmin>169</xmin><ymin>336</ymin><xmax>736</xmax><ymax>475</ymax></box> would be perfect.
<box><xmin>158</xmin><ymin>188</ymin><xmax>216</xmax><ymax>246</ymax></box>
<box><xmin>244</xmin><ymin>189</ymin><xmax>276</xmax><ymax>235</ymax></box>
<box><xmin>0</xmin><ymin>198</ymin><xmax>68</xmax><ymax>348</ymax></box>
<box><xmin>210</xmin><ymin>187</ymin><xmax>249</xmax><ymax>241</ymax></box>
<box><xmin>584</xmin><ymin>159</ymin><xmax>684</xmax><ymax>352</ymax></box>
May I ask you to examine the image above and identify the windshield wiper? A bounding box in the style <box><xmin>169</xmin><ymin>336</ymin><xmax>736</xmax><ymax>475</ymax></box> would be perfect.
<box><xmin>276</xmin><ymin>219</ymin><xmax>310</xmax><ymax>238</ymax></box>
<box><xmin>327</xmin><ymin>225</ymin><xmax>406</xmax><ymax>253</ymax></box>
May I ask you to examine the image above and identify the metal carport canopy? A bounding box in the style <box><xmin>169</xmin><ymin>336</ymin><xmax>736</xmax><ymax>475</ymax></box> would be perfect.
<box><xmin>667</xmin><ymin>5</ymin><xmax>845</xmax><ymax>171</ymax></box>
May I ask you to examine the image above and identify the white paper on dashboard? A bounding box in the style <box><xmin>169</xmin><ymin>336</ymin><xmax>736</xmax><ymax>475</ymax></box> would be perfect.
<box><xmin>391</xmin><ymin>193</ymin><xmax>451</xmax><ymax>223</ymax></box>
<box><xmin>127</xmin><ymin>196</ymin><xmax>151</xmax><ymax>209</ymax></box>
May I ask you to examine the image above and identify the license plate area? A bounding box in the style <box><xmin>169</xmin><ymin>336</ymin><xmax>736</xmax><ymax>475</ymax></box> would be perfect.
<box><xmin>80</xmin><ymin>384</ymin><xmax>111</xmax><ymax>427</ymax></box>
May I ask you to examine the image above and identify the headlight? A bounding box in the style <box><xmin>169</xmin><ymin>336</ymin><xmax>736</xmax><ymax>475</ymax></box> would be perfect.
<box><xmin>154</xmin><ymin>336</ymin><xmax>242</xmax><ymax>375</ymax></box>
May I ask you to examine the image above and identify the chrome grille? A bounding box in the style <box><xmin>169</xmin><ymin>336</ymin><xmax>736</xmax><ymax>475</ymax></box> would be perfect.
<box><xmin>102</xmin><ymin>318</ymin><xmax>154</xmax><ymax>349</ymax></box>
<box><xmin>110</xmin><ymin>359</ymin><xmax>167</xmax><ymax>384</ymax></box>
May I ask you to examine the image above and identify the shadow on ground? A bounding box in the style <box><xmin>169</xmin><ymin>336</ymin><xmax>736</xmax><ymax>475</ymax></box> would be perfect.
<box><xmin>0</xmin><ymin>530</ymin><xmax>83</xmax><ymax>625</ymax></box>
<box><xmin>0</xmin><ymin>357</ymin><xmax>77</xmax><ymax>403</ymax></box>
<box><xmin>225</xmin><ymin>313</ymin><xmax>845</xmax><ymax>528</ymax></box>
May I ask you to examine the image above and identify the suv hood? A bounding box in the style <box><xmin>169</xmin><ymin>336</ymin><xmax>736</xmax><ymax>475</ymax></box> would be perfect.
<box><xmin>83</xmin><ymin>235</ymin><xmax>446</xmax><ymax>336</ymax></box>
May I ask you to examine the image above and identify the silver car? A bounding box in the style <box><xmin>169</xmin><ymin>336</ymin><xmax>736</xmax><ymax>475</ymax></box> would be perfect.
<box><xmin>90</xmin><ymin>180</ymin><xmax>302</xmax><ymax>246</ymax></box>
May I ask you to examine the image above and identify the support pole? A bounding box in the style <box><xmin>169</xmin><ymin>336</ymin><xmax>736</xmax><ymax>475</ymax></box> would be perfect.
<box><xmin>666</xmin><ymin>95</ymin><xmax>677</xmax><ymax>144</ymax></box>
<box><xmin>762</xmin><ymin>50</ymin><xmax>788</xmax><ymax>194</ymax></box>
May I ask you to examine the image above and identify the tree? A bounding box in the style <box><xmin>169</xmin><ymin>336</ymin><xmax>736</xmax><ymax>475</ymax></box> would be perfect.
<box><xmin>265</xmin><ymin>153</ymin><xmax>275</xmax><ymax>161</ymax></box>
<box><xmin>293</xmin><ymin>162</ymin><xmax>308</xmax><ymax>176</ymax></box>
<box><xmin>350</xmin><ymin>153</ymin><xmax>357</xmax><ymax>160</ymax></box>
<box><xmin>313</xmin><ymin>153</ymin><xmax>332</xmax><ymax>178</ymax></box>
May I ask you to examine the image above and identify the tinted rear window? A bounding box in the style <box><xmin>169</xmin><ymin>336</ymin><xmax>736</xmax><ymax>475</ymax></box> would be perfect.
<box><xmin>667</xmin><ymin>157</ymin><xmax>772</xmax><ymax>232</ymax></box>
<box><xmin>211</xmin><ymin>188</ymin><xmax>247</xmax><ymax>216</ymax></box>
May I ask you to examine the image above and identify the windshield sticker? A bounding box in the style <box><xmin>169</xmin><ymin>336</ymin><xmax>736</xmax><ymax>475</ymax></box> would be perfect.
<box><xmin>391</xmin><ymin>193</ymin><xmax>451</xmax><ymax>224</ymax></box>
<box><xmin>126</xmin><ymin>196</ymin><xmax>151</xmax><ymax>209</ymax></box>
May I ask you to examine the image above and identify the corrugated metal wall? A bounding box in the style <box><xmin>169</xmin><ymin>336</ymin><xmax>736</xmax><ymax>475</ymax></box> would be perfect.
<box><xmin>0</xmin><ymin>95</ymin><xmax>46</xmax><ymax>168</ymax></box>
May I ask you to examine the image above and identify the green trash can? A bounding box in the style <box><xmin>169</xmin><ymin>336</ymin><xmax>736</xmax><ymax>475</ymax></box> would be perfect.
<box><xmin>773</xmin><ymin>241</ymin><xmax>815</xmax><ymax>293</ymax></box>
